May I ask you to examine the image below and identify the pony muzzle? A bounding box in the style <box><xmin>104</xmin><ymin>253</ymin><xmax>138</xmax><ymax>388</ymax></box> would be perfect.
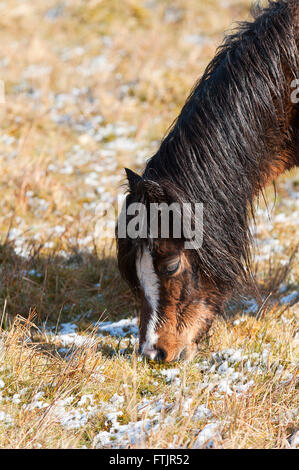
<box><xmin>140</xmin><ymin>339</ymin><xmax>198</xmax><ymax>362</ymax></box>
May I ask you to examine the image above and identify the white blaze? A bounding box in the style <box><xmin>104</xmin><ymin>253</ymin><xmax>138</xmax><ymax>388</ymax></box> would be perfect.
<box><xmin>136</xmin><ymin>246</ymin><xmax>160</xmax><ymax>357</ymax></box>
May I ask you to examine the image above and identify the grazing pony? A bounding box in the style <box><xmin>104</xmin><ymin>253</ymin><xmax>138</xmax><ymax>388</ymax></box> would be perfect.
<box><xmin>116</xmin><ymin>0</ymin><xmax>299</xmax><ymax>362</ymax></box>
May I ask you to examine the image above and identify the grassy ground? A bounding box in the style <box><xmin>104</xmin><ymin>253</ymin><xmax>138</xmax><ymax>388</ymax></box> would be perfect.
<box><xmin>0</xmin><ymin>0</ymin><xmax>298</xmax><ymax>448</ymax></box>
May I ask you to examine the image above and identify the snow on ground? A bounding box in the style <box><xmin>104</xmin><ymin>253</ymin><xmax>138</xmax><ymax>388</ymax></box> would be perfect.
<box><xmin>1</xmin><ymin>308</ymin><xmax>297</xmax><ymax>448</ymax></box>
<box><xmin>279</xmin><ymin>291</ymin><xmax>299</xmax><ymax>305</ymax></box>
<box><xmin>290</xmin><ymin>431</ymin><xmax>299</xmax><ymax>449</ymax></box>
<box><xmin>97</xmin><ymin>318</ymin><xmax>139</xmax><ymax>338</ymax></box>
<box><xmin>0</xmin><ymin>411</ymin><xmax>13</xmax><ymax>426</ymax></box>
<box><xmin>94</xmin><ymin>419</ymin><xmax>154</xmax><ymax>448</ymax></box>
<box><xmin>192</xmin><ymin>422</ymin><xmax>222</xmax><ymax>448</ymax></box>
<box><xmin>46</xmin><ymin>317</ymin><xmax>139</xmax><ymax>354</ymax></box>
<box><xmin>7</xmin><ymin>337</ymin><xmax>292</xmax><ymax>448</ymax></box>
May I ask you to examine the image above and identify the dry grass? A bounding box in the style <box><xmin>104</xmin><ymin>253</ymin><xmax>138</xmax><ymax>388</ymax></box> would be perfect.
<box><xmin>0</xmin><ymin>0</ymin><xmax>298</xmax><ymax>449</ymax></box>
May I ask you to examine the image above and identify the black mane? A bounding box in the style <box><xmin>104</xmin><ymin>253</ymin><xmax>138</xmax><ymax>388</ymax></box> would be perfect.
<box><xmin>118</xmin><ymin>0</ymin><xmax>299</xmax><ymax>292</ymax></box>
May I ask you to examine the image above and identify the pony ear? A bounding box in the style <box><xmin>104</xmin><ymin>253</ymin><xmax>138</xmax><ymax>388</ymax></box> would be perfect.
<box><xmin>125</xmin><ymin>167</ymin><xmax>165</xmax><ymax>201</ymax></box>
<box><xmin>125</xmin><ymin>168</ymin><xmax>142</xmax><ymax>191</ymax></box>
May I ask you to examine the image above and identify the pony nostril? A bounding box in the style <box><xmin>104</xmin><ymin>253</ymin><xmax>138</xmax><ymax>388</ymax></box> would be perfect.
<box><xmin>141</xmin><ymin>346</ymin><xmax>167</xmax><ymax>362</ymax></box>
<box><xmin>142</xmin><ymin>347</ymin><xmax>158</xmax><ymax>361</ymax></box>
<box><xmin>156</xmin><ymin>348</ymin><xmax>167</xmax><ymax>362</ymax></box>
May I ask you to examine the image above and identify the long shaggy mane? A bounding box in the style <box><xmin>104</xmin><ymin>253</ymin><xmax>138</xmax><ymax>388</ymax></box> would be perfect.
<box><xmin>117</xmin><ymin>0</ymin><xmax>299</xmax><ymax>293</ymax></box>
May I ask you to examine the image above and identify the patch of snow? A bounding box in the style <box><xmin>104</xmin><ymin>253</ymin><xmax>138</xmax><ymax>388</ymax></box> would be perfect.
<box><xmin>0</xmin><ymin>411</ymin><xmax>13</xmax><ymax>425</ymax></box>
<box><xmin>217</xmin><ymin>379</ymin><xmax>233</xmax><ymax>395</ymax></box>
<box><xmin>279</xmin><ymin>291</ymin><xmax>299</xmax><ymax>305</ymax></box>
<box><xmin>160</xmin><ymin>368</ymin><xmax>180</xmax><ymax>383</ymax></box>
<box><xmin>56</xmin><ymin>407</ymin><xmax>96</xmax><ymax>430</ymax></box>
<box><xmin>192</xmin><ymin>422</ymin><xmax>222</xmax><ymax>449</ymax></box>
<box><xmin>94</xmin><ymin>418</ymin><xmax>155</xmax><ymax>448</ymax></box>
<box><xmin>192</xmin><ymin>405</ymin><xmax>213</xmax><ymax>421</ymax></box>
<box><xmin>50</xmin><ymin>332</ymin><xmax>96</xmax><ymax>348</ymax></box>
<box><xmin>97</xmin><ymin>318</ymin><xmax>138</xmax><ymax>338</ymax></box>
<box><xmin>60</xmin><ymin>322</ymin><xmax>77</xmax><ymax>334</ymax></box>
<box><xmin>110</xmin><ymin>394</ymin><xmax>125</xmax><ymax>406</ymax></box>
<box><xmin>290</xmin><ymin>430</ymin><xmax>299</xmax><ymax>448</ymax></box>
<box><xmin>78</xmin><ymin>394</ymin><xmax>94</xmax><ymax>407</ymax></box>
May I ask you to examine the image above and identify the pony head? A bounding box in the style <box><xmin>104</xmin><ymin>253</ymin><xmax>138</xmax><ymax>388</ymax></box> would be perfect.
<box><xmin>116</xmin><ymin>168</ymin><xmax>224</xmax><ymax>362</ymax></box>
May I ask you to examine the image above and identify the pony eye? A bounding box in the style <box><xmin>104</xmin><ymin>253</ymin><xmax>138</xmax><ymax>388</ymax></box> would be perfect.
<box><xmin>160</xmin><ymin>259</ymin><xmax>181</xmax><ymax>276</ymax></box>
